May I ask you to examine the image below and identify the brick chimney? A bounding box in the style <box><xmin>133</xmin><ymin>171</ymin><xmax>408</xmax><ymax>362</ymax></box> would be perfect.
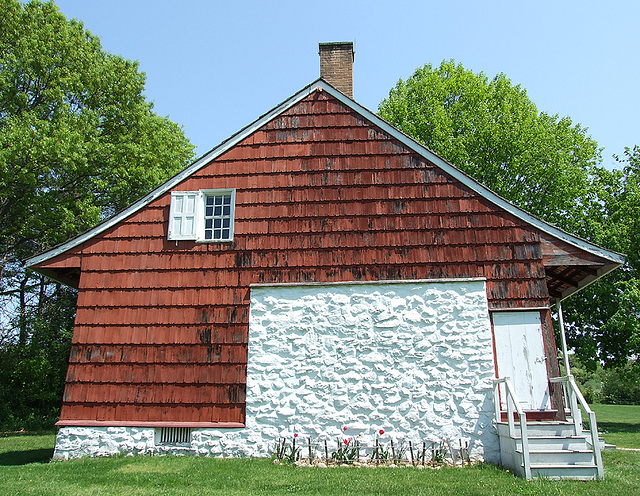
<box><xmin>319</xmin><ymin>42</ymin><xmax>355</xmax><ymax>98</ymax></box>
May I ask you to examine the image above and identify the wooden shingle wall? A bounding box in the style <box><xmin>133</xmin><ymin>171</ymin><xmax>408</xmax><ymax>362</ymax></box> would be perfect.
<box><xmin>58</xmin><ymin>92</ymin><xmax>550</xmax><ymax>424</ymax></box>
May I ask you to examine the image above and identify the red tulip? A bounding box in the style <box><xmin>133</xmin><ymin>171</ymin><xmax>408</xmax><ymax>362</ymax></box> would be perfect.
<box><xmin>343</xmin><ymin>426</ymin><xmax>348</xmax><ymax>431</ymax></box>
<box><xmin>379</xmin><ymin>429</ymin><xmax>385</xmax><ymax>435</ymax></box>
<box><xmin>294</xmin><ymin>433</ymin><xmax>298</xmax><ymax>438</ymax></box>
<box><xmin>343</xmin><ymin>439</ymin><xmax>349</xmax><ymax>445</ymax></box>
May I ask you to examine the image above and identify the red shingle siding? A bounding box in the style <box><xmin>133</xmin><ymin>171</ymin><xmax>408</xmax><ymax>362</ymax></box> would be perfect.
<box><xmin>55</xmin><ymin>92</ymin><xmax>550</xmax><ymax>424</ymax></box>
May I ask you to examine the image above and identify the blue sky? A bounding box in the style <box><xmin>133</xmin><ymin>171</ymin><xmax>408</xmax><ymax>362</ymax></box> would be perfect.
<box><xmin>53</xmin><ymin>0</ymin><xmax>639</xmax><ymax>167</ymax></box>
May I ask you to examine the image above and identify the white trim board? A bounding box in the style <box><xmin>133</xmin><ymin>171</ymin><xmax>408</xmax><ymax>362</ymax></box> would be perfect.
<box><xmin>488</xmin><ymin>306</ymin><xmax>550</xmax><ymax>312</ymax></box>
<box><xmin>26</xmin><ymin>79</ymin><xmax>624</xmax><ymax>269</ymax></box>
<box><xmin>250</xmin><ymin>277</ymin><xmax>487</xmax><ymax>289</ymax></box>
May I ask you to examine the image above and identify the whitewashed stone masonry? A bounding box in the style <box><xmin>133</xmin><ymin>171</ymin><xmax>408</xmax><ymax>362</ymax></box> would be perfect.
<box><xmin>244</xmin><ymin>279</ymin><xmax>499</xmax><ymax>462</ymax></box>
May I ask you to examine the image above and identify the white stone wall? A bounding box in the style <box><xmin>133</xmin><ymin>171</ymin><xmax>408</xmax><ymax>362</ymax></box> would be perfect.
<box><xmin>53</xmin><ymin>426</ymin><xmax>262</xmax><ymax>459</ymax></box>
<box><xmin>54</xmin><ymin>427</ymin><xmax>156</xmax><ymax>459</ymax></box>
<box><xmin>245</xmin><ymin>279</ymin><xmax>499</xmax><ymax>462</ymax></box>
<box><xmin>54</xmin><ymin>279</ymin><xmax>500</xmax><ymax>463</ymax></box>
<box><xmin>53</xmin><ymin>426</ymin><xmax>249</xmax><ymax>459</ymax></box>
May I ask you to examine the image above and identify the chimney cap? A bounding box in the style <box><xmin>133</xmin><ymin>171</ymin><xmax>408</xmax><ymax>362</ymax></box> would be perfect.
<box><xmin>318</xmin><ymin>41</ymin><xmax>355</xmax><ymax>60</ymax></box>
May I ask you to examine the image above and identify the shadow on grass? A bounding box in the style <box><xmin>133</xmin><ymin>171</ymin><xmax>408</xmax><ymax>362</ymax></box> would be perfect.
<box><xmin>0</xmin><ymin>448</ymin><xmax>54</xmax><ymax>465</ymax></box>
<box><xmin>597</xmin><ymin>421</ymin><xmax>640</xmax><ymax>434</ymax></box>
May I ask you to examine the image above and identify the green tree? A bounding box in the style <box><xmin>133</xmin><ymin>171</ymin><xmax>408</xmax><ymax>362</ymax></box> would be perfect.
<box><xmin>565</xmin><ymin>147</ymin><xmax>640</xmax><ymax>367</ymax></box>
<box><xmin>378</xmin><ymin>60</ymin><xmax>601</xmax><ymax>234</ymax></box>
<box><xmin>378</xmin><ymin>60</ymin><xmax>637</xmax><ymax>367</ymax></box>
<box><xmin>0</xmin><ymin>0</ymin><xmax>194</xmax><ymax>429</ymax></box>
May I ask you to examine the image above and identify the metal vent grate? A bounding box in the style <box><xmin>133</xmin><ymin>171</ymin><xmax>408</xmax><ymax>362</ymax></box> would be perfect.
<box><xmin>159</xmin><ymin>427</ymin><xmax>192</xmax><ymax>445</ymax></box>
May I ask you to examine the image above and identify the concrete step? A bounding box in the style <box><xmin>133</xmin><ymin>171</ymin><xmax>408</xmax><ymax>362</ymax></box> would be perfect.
<box><xmin>529</xmin><ymin>463</ymin><xmax>599</xmax><ymax>480</ymax></box>
<box><xmin>517</xmin><ymin>449</ymin><xmax>595</xmax><ymax>465</ymax></box>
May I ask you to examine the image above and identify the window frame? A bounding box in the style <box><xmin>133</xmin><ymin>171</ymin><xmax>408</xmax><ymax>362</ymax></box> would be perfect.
<box><xmin>168</xmin><ymin>188</ymin><xmax>236</xmax><ymax>243</ymax></box>
<box><xmin>199</xmin><ymin>189</ymin><xmax>236</xmax><ymax>242</ymax></box>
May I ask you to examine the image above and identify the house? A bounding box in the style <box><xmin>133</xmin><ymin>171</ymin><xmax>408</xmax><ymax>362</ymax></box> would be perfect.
<box><xmin>27</xmin><ymin>42</ymin><xmax>623</xmax><ymax>477</ymax></box>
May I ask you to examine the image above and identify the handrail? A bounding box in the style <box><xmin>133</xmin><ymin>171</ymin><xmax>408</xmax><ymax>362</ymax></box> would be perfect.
<box><xmin>493</xmin><ymin>377</ymin><xmax>531</xmax><ymax>479</ymax></box>
<box><xmin>549</xmin><ymin>375</ymin><xmax>604</xmax><ymax>479</ymax></box>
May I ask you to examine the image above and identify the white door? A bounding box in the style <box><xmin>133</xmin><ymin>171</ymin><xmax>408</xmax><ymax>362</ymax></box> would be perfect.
<box><xmin>492</xmin><ymin>311</ymin><xmax>550</xmax><ymax>410</ymax></box>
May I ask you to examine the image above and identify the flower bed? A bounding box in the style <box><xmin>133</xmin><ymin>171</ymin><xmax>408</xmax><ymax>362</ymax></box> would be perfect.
<box><xmin>271</xmin><ymin>427</ymin><xmax>471</xmax><ymax>467</ymax></box>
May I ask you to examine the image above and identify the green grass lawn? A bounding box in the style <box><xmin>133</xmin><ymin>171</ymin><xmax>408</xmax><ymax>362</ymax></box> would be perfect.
<box><xmin>591</xmin><ymin>403</ymin><xmax>640</xmax><ymax>449</ymax></box>
<box><xmin>1</xmin><ymin>408</ymin><xmax>639</xmax><ymax>496</ymax></box>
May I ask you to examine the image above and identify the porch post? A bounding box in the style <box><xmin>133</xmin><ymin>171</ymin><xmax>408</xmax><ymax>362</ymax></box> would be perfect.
<box><xmin>556</xmin><ymin>298</ymin><xmax>571</xmax><ymax>376</ymax></box>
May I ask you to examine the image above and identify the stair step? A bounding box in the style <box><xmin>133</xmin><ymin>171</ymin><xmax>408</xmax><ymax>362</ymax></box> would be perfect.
<box><xmin>528</xmin><ymin>463</ymin><xmax>599</xmax><ymax>480</ymax></box>
<box><xmin>500</xmin><ymin>410</ymin><xmax>558</xmax><ymax>422</ymax></box>
<box><xmin>512</xmin><ymin>436</ymin><xmax>591</xmax><ymax>450</ymax></box>
<box><xmin>517</xmin><ymin>449</ymin><xmax>595</xmax><ymax>464</ymax></box>
<box><xmin>496</xmin><ymin>422</ymin><xmax>585</xmax><ymax>437</ymax></box>
<box><xmin>495</xmin><ymin>413</ymin><xmax>604</xmax><ymax>479</ymax></box>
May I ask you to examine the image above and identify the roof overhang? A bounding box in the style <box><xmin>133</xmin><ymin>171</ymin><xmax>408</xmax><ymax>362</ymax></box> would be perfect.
<box><xmin>27</xmin><ymin>78</ymin><xmax>625</xmax><ymax>296</ymax></box>
<box><xmin>546</xmin><ymin>262</ymin><xmax>621</xmax><ymax>300</ymax></box>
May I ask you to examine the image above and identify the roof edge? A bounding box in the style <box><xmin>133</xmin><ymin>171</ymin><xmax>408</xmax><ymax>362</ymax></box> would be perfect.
<box><xmin>26</xmin><ymin>80</ymin><xmax>324</xmax><ymax>269</ymax></box>
<box><xmin>318</xmin><ymin>84</ymin><xmax>625</xmax><ymax>265</ymax></box>
<box><xmin>27</xmin><ymin>78</ymin><xmax>625</xmax><ymax>269</ymax></box>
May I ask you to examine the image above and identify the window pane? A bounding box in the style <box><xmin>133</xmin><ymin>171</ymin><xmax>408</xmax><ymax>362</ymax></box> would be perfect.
<box><xmin>223</xmin><ymin>196</ymin><xmax>231</xmax><ymax>205</ymax></box>
<box><xmin>205</xmin><ymin>219</ymin><xmax>212</xmax><ymax>229</ymax></box>
<box><xmin>214</xmin><ymin>219</ymin><xmax>222</xmax><ymax>228</ymax></box>
<box><xmin>205</xmin><ymin>230</ymin><xmax>212</xmax><ymax>240</ymax></box>
<box><xmin>214</xmin><ymin>196</ymin><xmax>223</xmax><ymax>206</ymax></box>
<box><xmin>206</xmin><ymin>206</ymin><xmax>213</xmax><ymax>216</ymax></box>
<box><xmin>214</xmin><ymin>229</ymin><xmax>222</xmax><ymax>239</ymax></box>
<box><xmin>222</xmin><ymin>229</ymin><xmax>230</xmax><ymax>239</ymax></box>
<box><xmin>222</xmin><ymin>218</ymin><xmax>230</xmax><ymax>228</ymax></box>
<box><xmin>223</xmin><ymin>206</ymin><xmax>230</xmax><ymax>216</ymax></box>
<box><xmin>206</xmin><ymin>196</ymin><xmax>214</xmax><ymax>205</ymax></box>
<box><xmin>214</xmin><ymin>206</ymin><xmax>222</xmax><ymax>216</ymax></box>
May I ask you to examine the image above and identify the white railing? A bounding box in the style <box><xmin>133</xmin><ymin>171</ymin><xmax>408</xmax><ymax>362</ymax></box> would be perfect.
<box><xmin>493</xmin><ymin>377</ymin><xmax>531</xmax><ymax>479</ymax></box>
<box><xmin>549</xmin><ymin>374</ymin><xmax>604</xmax><ymax>479</ymax></box>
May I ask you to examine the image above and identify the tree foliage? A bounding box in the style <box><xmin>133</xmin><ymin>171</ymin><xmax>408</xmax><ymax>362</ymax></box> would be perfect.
<box><xmin>379</xmin><ymin>60</ymin><xmax>638</xmax><ymax>367</ymax></box>
<box><xmin>568</xmin><ymin>355</ymin><xmax>640</xmax><ymax>405</ymax></box>
<box><xmin>0</xmin><ymin>0</ymin><xmax>194</xmax><ymax>429</ymax></box>
<box><xmin>564</xmin><ymin>147</ymin><xmax>640</xmax><ymax>366</ymax></box>
<box><xmin>378</xmin><ymin>60</ymin><xmax>601</xmax><ymax>234</ymax></box>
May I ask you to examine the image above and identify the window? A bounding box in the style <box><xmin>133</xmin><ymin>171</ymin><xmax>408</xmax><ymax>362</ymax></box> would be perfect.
<box><xmin>168</xmin><ymin>189</ymin><xmax>235</xmax><ymax>242</ymax></box>
<box><xmin>204</xmin><ymin>192</ymin><xmax>233</xmax><ymax>241</ymax></box>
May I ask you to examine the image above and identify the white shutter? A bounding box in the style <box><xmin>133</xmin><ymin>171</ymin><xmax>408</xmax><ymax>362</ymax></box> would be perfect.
<box><xmin>168</xmin><ymin>191</ymin><xmax>200</xmax><ymax>240</ymax></box>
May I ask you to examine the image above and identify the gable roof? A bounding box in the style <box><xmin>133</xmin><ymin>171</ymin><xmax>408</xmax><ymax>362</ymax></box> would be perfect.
<box><xmin>26</xmin><ymin>78</ymin><xmax>624</xmax><ymax>297</ymax></box>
